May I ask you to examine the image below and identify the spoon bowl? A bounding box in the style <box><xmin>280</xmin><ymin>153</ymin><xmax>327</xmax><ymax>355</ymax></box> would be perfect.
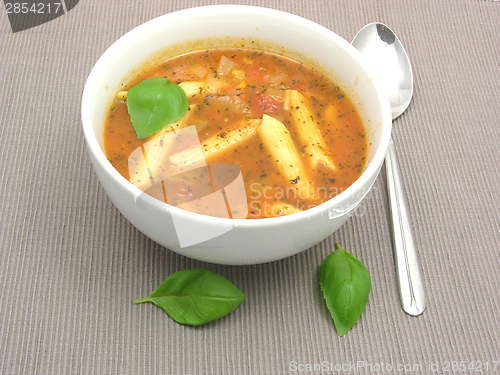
<box><xmin>352</xmin><ymin>23</ymin><xmax>426</xmax><ymax>316</ymax></box>
<box><xmin>352</xmin><ymin>23</ymin><xmax>413</xmax><ymax>120</ymax></box>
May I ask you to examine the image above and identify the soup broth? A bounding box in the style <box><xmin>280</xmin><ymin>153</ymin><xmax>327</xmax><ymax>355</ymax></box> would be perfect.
<box><xmin>103</xmin><ymin>47</ymin><xmax>367</xmax><ymax>219</ymax></box>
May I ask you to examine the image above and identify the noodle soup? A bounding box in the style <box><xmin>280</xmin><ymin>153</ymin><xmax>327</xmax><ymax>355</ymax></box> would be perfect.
<box><xmin>103</xmin><ymin>47</ymin><xmax>367</xmax><ymax>219</ymax></box>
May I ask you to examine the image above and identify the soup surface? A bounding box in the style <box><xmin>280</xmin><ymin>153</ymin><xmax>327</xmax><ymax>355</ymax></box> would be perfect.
<box><xmin>104</xmin><ymin>47</ymin><xmax>367</xmax><ymax>219</ymax></box>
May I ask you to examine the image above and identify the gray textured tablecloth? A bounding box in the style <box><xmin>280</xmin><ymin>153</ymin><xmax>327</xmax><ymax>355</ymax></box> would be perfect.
<box><xmin>1</xmin><ymin>1</ymin><xmax>499</xmax><ymax>374</ymax></box>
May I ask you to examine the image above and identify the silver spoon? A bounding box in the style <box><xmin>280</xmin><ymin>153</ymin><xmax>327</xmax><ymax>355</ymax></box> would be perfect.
<box><xmin>352</xmin><ymin>23</ymin><xmax>426</xmax><ymax>316</ymax></box>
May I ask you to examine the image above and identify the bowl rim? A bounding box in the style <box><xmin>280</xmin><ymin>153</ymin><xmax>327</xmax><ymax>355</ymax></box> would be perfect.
<box><xmin>81</xmin><ymin>4</ymin><xmax>392</xmax><ymax>228</ymax></box>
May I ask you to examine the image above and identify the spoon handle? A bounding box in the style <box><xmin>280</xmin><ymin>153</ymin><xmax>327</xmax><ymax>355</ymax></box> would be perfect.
<box><xmin>385</xmin><ymin>138</ymin><xmax>426</xmax><ymax>316</ymax></box>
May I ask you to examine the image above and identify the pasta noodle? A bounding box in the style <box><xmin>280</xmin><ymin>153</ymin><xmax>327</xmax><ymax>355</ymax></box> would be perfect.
<box><xmin>265</xmin><ymin>202</ymin><xmax>303</xmax><ymax>217</ymax></box>
<box><xmin>284</xmin><ymin>90</ymin><xmax>336</xmax><ymax>170</ymax></box>
<box><xmin>170</xmin><ymin>118</ymin><xmax>262</xmax><ymax>166</ymax></box>
<box><xmin>178</xmin><ymin>81</ymin><xmax>206</xmax><ymax>98</ymax></box>
<box><xmin>257</xmin><ymin>114</ymin><xmax>313</xmax><ymax>199</ymax></box>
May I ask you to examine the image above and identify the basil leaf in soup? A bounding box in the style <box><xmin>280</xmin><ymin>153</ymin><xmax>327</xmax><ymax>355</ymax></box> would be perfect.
<box><xmin>126</xmin><ymin>77</ymin><xmax>188</xmax><ymax>140</ymax></box>
<box><xmin>133</xmin><ymin>269</ymin><xmax>245</xmax><ymax>326</ymax></box>
<box><xmin>319</xmin><ymin>243</ymin><xmax>371</xmax><ymax>336</ymax></box>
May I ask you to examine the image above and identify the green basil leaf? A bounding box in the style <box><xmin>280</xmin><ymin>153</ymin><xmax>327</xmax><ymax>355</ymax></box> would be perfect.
<box><xmin>133</xmin><ymin>269</ymin><xmax>245</xmax><ymax>326</ymax></box>
<box><xmin>126</xmin><ymin>77</ymin><xmax>188</xmax><ymax>140</ymax></box>
<box><xmin>319</xmin><ymin>243</ymin><xmax>371</xmax><ymax>336</ymax></box>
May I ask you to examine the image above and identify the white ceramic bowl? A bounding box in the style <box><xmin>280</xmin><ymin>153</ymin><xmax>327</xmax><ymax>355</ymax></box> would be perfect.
<box><xmin>82</xmin><ymin>5</ymin><xmax>392</xmax><ymax>265</ymax></box>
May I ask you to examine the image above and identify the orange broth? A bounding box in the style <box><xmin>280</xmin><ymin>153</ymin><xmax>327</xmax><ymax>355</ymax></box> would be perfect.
<box><xmin>103</xmin><ymin>48</ymin><xmax>367</xmax><ymax>219</ymax></box>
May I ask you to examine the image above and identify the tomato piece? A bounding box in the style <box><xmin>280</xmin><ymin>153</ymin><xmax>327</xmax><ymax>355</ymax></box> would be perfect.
<box><xmin>164</xmin><ymin>180</ymin><xmax>193</xmax><ymax>200</ymax></box>
<box><xmin>251</xmin><ymin>93</ymin><xmax>281</xmax><ymax>116</ymax></box>
<box><xmin>247</xmin><ymin>66</ymin><xmax>271</xmax><ymax>82</ymax></box>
